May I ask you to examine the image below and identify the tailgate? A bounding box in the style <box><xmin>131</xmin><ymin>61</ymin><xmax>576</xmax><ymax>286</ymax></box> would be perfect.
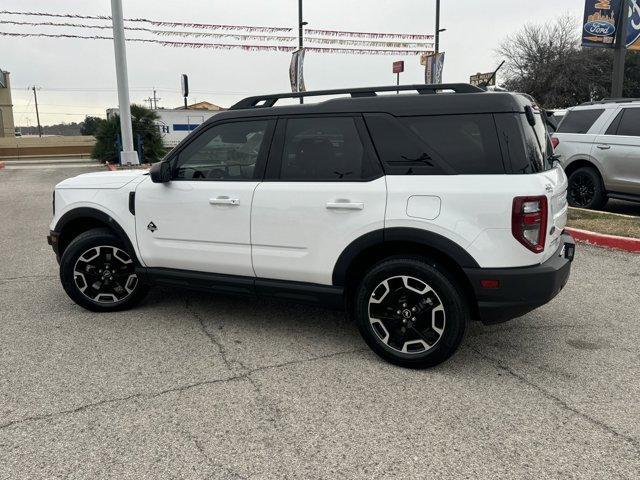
<box><xmin>542</xmin><ymin>164</ymin><xmax>569</xmax><ymax>261</ymax></box>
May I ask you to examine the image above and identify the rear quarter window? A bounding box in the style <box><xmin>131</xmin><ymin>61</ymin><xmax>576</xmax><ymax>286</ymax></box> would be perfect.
<box><xmin>556</xmin><ymin>109</ymin><xmax>605</xmax><ymax>134</ymax></box>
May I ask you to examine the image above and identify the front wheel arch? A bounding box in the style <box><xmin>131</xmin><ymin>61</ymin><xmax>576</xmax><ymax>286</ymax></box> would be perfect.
<box><xmin>55</xmin><ymin>208</ymin><xmax>139</xmax><ymax>264</ymax></box>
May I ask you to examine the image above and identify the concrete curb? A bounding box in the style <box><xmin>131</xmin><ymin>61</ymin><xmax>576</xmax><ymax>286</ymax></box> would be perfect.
<box><xmin>565</xmin><ymin>227</ymin><xmax>640</xmax><ymax>253</ymax></box>
<box><xmin>105</xmin><ymin>163</ymin><xmax>150</xmax><ymax>171</ymax></box>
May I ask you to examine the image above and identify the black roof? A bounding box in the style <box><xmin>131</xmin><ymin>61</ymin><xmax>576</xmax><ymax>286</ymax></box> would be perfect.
<box><xmin>205</xmin><ymin>83</ymin><xmax>529</xmax><ymax>126</ymax></box>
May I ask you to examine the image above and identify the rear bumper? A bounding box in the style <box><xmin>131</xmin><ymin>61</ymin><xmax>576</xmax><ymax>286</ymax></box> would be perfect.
<box><xmin>464</xmin><ymin>234</ymin><xmax>575</xmax><ymax>324</ymax></box>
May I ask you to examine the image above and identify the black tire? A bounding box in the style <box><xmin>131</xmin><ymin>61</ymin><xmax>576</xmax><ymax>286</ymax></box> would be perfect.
<box><xmin>354</xmin><ymin>256</ymin><xmax>468</xmax><ymax>369</ymax></box>
<box><xmin>568</xmin><ymin>166</ymin><xmax>607</xmax><ymax>210</ymax></box>
<box><xmin>60</xmin><ymin>228</ymin><xmax>149</xmax><ymax>312</ymax></box>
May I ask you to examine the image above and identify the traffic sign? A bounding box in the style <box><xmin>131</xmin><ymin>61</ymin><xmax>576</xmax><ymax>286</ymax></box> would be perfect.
<box><xmin>392</xmin><ymin>61</ymin><xmax>405</xmax><ymax>74</ymax></box>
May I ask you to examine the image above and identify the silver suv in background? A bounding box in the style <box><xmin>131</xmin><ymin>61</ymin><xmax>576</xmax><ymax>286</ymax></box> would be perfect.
<box><xmin>552</xmin><ymin>99</ymin><xmax>640</xmax><ymax>209</ymax></box>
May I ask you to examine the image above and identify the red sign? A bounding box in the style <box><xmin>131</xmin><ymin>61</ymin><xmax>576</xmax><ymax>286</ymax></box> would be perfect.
<box><xmin>392</xmin><ymin>60</ymin><xmax>405</xmax><ymax>74</ymax></box>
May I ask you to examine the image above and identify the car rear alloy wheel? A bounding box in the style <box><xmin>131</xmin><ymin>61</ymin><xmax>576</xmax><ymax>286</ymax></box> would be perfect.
<box><xmin>568</xmin><ymin>166</ymin><xmax>607</xmax><ymax>210</ymax></box>
<box><xmin>354</xmin><ymin>257</ymin><xmax>468</xmax><ymax>369</ymax></box>
<box><xmin>73</xmin><ymin>245</ymin><xmax>138</xmax><ymax>304</ymax></box>
<box><xmin>368</xmin><ymin>275</ymin><xmax>446</xmax><ymax>354</ymax></box>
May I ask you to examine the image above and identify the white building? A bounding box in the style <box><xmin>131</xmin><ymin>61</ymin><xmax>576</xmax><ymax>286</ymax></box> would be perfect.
<box><xmin>107</xmin><ymin>101</ymin><xmax>224</xmax><ymax>148</ymax></box>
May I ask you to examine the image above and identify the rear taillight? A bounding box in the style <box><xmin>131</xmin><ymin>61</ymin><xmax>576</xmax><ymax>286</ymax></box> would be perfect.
<box><xmin>512</xmin><ymin>196</ymin><xmax>548</xmax><ymax>253</ymax></box>
<box><xmin>551</xmin><ymin>136</ymin><xmax>559</xmax><ymax>149</ymax></box>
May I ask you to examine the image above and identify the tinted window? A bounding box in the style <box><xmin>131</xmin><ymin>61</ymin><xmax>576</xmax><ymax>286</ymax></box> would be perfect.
<box><xmin>616</xmin><ymin>108</ymin><xmax>640</xmax><ymax>136</ymax></box>
<box><xmin>364</xmin><ymin>114</ymin><xmax>448</xmax><ymax>175</ymax></box>
<box><xmin>402</xmin><ymin>114</ymin><xmax>504</xmax><ymax>174</ymax></box>
<box><xmin>605</xmin><ymin>110</ymin><xmax>623</xmax><ymax>135</ymax></box>
<box><xmin>556</xmin><ymin>109</ymin><xmax>604</xmax><ymax>134</ymax></box>
<box><xmin>280</xmin><ymin>117</ymin><xmax>375</xmax><ymax>181</ymax></box>
<box><xmin>175</xmin><ymin>121</ymin><xmax>268</xmax><ymax>180</ymax></box>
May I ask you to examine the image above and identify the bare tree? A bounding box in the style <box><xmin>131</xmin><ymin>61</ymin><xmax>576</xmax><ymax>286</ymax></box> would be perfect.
<box><xmin>497</xmin><ymin>15</ymin><xmax>639</xmax><ymax>108</ymax></box>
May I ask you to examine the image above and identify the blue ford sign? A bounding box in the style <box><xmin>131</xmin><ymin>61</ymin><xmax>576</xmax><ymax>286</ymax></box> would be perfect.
<box><xmin>582</xmin><ymin>0</ymin><xmax>621</xmax><ymax>48</ymax></box>
<box><xmin>584</xmin><ymin>20</ymin><xmax>616</xmax><ymax>36</ymax></box>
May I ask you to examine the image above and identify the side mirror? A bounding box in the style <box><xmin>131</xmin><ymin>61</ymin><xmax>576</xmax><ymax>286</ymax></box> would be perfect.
<box><xmin>150</xmin><ymin>161</ymin><xmax>171</xmax><ymax>183</ymax></box>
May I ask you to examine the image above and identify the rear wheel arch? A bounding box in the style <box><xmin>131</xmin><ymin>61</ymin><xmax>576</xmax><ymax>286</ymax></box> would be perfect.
<box><xmin>333</xmin><ymin>228</ymin><xmax>480</xmax><ymax>318</ymax></box>
<box><xmin>55</xmin><ymin>208</ymin><xmax>139</xmax><ymax>263</ymax></box>
<box><xmin>564</xmin><ymin>158</ymin><xmax>604</xmax><ymax>182</ymax></box>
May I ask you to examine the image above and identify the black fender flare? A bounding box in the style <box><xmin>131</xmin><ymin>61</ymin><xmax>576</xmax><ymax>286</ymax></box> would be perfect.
<box><xmin>54</xmin><ymin>207</ymin><xmax>139</xmax><ymax>263</ymax></box>
<box><xmin>332</xmin><ymin>227</ymin><xmax>480</xmax><ymax>286</ymax></box>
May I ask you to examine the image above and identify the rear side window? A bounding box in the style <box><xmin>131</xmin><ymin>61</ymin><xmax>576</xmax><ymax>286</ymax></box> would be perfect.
<box><xmin>556</xmin><ymin>109</ymin><xmax>604</xmax><ymax>134</ymax></box>
<box><xmin>364</xmin><ymin>114</ymin><xmax>448</xmax><ymax>175</ymax></box>
<box><xmin>616</xmin><ymin>108</ymin><xmax>640</xmax><ymax>136</ymax></box>
<box><xmin>279</xmin><ymin>117</ymin><xmax>379</xmax><ymax>181</ymax></box>
<box><xmin>402</xmin><ymin>114</ymin><xmax>504</xmax><ymax>174</ymax></box>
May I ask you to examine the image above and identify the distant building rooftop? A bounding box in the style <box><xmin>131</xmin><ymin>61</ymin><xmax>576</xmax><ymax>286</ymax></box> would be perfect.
<box><xmin>176</xmin><ymin>101</ymin><xmax>226</xmax><ymax>111</ymax></box>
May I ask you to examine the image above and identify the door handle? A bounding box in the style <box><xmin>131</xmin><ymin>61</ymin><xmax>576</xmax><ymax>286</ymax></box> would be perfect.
<box><xmin>326</xmin><ymin>201</ymin><xmax>364</xmax><ymax>210</ymax></box>
<box><xmin>596</xmin><ymin>144</ymin><xmax>611</xmax><ymax>150</ymax></box>
<box><xmin>209</xmin><ymin>196</ymin><xmax>240</xmax><ymax>206</ymax></box>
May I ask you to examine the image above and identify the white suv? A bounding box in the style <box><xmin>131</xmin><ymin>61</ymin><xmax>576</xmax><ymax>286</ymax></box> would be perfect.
<box><xmin>553</xmin><ymin>99</ymin><xmax>640</xmax><ymax>209</ymax></box>
<box><xmin>48</xmin><ymin>84</ymin><xmax>574</xmax><ymax>368</ymax></box>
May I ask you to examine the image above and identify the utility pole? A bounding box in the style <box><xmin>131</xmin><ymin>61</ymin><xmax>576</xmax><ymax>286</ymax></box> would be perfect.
<box><xmin>152</xmin><ymin>88</ymin><xmax>160</xmax><ymax>109</ymax></box>
<box><xmin>298</xmin><ymin>0</ymin><xmax>307</xmax><ymax>104</ymax></box>
<box><xmin>435</xmin><ymin>0</ymin><xmax>440</xmax><ymax>54</ymax></box>
<box><xmin>611</xmin><ymin>0</ymin><xmax>630</xmax><ymax>98</ymax></box>
<box><xmin>31</xmin><ymin>86</ymin><xmax>42</xmax><ymax>138</ymax></box>
<box><xmin>110</xmin><ymin>0</ymin><xmax>139</xmax><ymax>165</ymax></box>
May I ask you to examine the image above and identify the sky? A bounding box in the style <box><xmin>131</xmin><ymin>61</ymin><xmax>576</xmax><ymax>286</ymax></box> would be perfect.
<box><xmin>1</xmin><ymin>0</ymin><xmax>584</xmax><ymax>126</ymax></box>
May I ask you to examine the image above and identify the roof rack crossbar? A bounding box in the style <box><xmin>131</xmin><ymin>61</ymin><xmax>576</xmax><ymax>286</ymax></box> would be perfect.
<box><xmin>230</xmin><ymin>83</ymin><xmax>483</xmax><ymax>110</ymax></box>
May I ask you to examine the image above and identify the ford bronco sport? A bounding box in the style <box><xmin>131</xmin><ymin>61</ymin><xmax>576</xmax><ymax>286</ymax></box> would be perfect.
<box><xmin>48</xmin><ymin>84</ymin><xmax>574</xmax><ymax>368</ymax></box>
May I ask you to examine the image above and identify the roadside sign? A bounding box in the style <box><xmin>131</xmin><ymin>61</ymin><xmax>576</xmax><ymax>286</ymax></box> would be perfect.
<box><xmin>581</xmin><ymin>0</ymin><xmax>621</xmax><ymax>48</ymax></box>
<box><xmin>470</xmin><ymin>72</ymin><xmax>495</xmax><ymax>86</ymax></box>
<box><xmin>181</xmin><ymin>74</ymin><xmax>189</xmax><ymax>98</ymax></box>
<box><xmin>392</xmin><ymin>61</ymin><xmax>405</xmax><ymax>74</ymax></box>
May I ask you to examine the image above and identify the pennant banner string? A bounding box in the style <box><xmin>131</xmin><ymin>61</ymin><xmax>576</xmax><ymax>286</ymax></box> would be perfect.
<box><xmin>0</xmin><ymin>19</ymin><xmax>433</xmax><ymax>48</ymax></box>
<box><xmin>0</xmin><ymin>10</ymin><xmax>434</xmax><ymax>40</ymax></box>
<box><xmin>0</xmin><ymin>30</ymin><xmax>431</xmax><ymax>55</ymax></box>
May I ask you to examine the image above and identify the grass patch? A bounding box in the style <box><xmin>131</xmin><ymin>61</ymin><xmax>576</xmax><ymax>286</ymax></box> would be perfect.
<box><xmin>567</xmin><ymin>208</ymin><xmax>640</xmax><ymax>239</ymax></box>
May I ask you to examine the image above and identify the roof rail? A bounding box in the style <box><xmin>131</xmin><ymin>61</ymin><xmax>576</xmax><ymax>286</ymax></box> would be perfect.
<box><xmin>579</xmin><ymin>98</ymin><xmax>640</xmax><ymax>106</ymax></box>
<box><xmin>229</xmin><ymin>83</ymin><xmax>483</xmax><ymax>110</ymax></box>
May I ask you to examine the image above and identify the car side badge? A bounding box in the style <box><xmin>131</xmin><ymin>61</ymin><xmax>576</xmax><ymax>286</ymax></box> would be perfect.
<box><xmin>147</xmin><ymin>222</ymin><xmax>158</xmax><ymax>232</ymax></box>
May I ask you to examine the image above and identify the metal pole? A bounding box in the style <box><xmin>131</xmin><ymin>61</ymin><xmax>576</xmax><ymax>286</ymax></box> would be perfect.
<box><xmin>298</xmin><ymin>0</ymin><xmax>304</xmax><ymax>104</ymax></box>
<box><xmin>32</xmin><ymin>86</ymin><xmax>42</xmax><ymax>138</ymax></box>
<box><xmin>612</xmin><ymin>0</ymin><xmax>630</xmax><ymax>98</ymax></box>
<box><xmin>110</xmin><ymin>0</ymin><xmax>139</xmax><ymax>165</ymax></box>
<box><xmin>397</xmin><ymin>73</ymin><xmax>400</xmax><ymax>94</ymax></box>
<box><xmin>435</xmin><ymin>0</ymin><xmax>440</xmax><ymax>54</ymax></box>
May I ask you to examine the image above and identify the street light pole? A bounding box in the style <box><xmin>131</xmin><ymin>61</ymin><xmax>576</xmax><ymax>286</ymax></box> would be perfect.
<box><xmin>435</xmin><ymin>0</ymin><xmax>440</xmax><ymax>54</ymax></box>
<box><xmin>298</xmin><ymin>0</ymin><xmax>305</xmax><ymax>104</ymax></box>
<box><xmin>110</xmin><ymin>0</ymin><xmax>139</xmax><ymax>165</ymax></box>
<box><xmin>611</xmin><ymin>0</ymin><xmax>630</xmax><ymax>98</ymax></box>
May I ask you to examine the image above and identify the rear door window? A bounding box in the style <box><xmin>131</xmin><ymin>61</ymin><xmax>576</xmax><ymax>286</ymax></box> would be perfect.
<box><xmin>278</xmin><ymin>117</ymin><xmax>380</xmax><ymax>181</ymax></box>
<box><xmin>556</xmin><ymin>109</ymin><xmax>605</xmax><ymax>134</ymax></box>
<box><xmin>402</xmin><ymin>114</ymin><xmax>505</xmax><ymax>174</ymax></box>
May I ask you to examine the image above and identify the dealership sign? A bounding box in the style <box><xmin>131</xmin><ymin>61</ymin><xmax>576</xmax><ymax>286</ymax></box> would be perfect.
<box><xmin>628</xmin><ymin>0</ymin><xmax>640</xmax><ymax>50</ymax></box>
<box><xmin>582</xmin><ymin>0</ymin><xmax>622</xmax><ymax>48</ymax></box>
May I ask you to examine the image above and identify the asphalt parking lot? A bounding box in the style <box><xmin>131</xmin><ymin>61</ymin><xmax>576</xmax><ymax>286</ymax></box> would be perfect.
<box><xmin>0</xmin><ymin>167</ymin><xmax>638</xmax><ymax>479</ymax></box>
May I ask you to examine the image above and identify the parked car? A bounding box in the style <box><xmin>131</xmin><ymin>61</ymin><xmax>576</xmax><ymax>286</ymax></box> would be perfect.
<box><xmin>552</xmin><ymin>99</ymin><xmax>640</xmax><ymax>209</ymax></box>
<box><xmin>47</xmin><ymin>84</ymin><xmax>574</xmax><ymax>369</ymax></box>
<box><xmin>544</xmin><ymin>109</ymin><xmax>567</xmax><ymax>133</ymax></box>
